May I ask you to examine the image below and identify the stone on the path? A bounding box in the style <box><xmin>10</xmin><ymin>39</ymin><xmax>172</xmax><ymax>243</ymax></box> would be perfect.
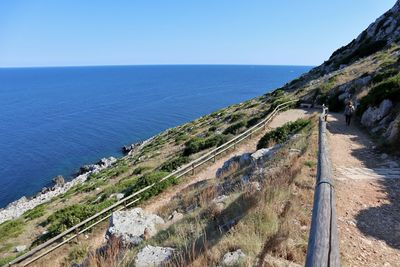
<box><xmin>14</xmin><ymin>245</ymin><xmax>27</xmax><ymax>253</ymax></box>
<box><xmin>135</xmin><ymin>245</ymin><xmax>175</xmax><ymax>267</ymax></box>
<box><xmin>222</xmin><ymin>249</ymin><xmax>246</xmax><ymax>266</ymax></box>
<box><xmin>106</xmin><ymin>208</ymin><xmax>164</xmax><ymax>245</ymax></box>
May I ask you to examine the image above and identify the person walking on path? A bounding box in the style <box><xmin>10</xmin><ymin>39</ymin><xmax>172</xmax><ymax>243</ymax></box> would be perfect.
<box><xmin>344</xmin><ymin>101</ymin><xmax>355</xmax><ymax>126</ymax></box>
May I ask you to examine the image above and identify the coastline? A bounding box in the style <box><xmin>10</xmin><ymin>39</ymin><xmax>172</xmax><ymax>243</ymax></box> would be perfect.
<box><xmin>0</xmin><ymin>137</ymin><xmax>153</xmax><ymax>224</ymax></box>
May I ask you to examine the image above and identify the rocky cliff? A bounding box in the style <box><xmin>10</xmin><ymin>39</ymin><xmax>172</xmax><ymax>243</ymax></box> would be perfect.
<box><xmin>281</xmin><ymin>0</ymin><xmax>400</xmax><ymax>150</ymax></box>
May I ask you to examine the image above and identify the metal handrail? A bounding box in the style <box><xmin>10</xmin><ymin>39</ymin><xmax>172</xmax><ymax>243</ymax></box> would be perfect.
<box><xmin>305</xmin><ymin>106</ymin><xmax>340</xmax><ymax>267</ymax></box>
<box><xmin>7</xmin><ymin>99</ymin><xmax>297</xmax><ymax>266</ymax></box>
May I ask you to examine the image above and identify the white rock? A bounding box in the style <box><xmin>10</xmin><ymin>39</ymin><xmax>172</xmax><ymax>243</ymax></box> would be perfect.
<box><xmin>167</xmin><ymin>210</ymin><xmax>184</xmax><ymax>223</ymax></box>
<box><xmin>385</xmin><ymin>118</ymin><xmax>400</xmax><ymax>143</ymax></box>
<box><xmin>115</xmin><ymin>193</ymin><xmax>125</xmax><ymax>201</ymax></box>
<box><xmin>135</xmin><ymin>245</ymin><xmax>175</xmax><ymax>267</ymax></box>
<box><xmin>0</xmin><ymin>155</ymin><xmax>116</xmax><ymax>224</ymax></box>
<box><xmin>251</xmin><ymin>145</ymin><xmax>280</xmax><ymax>164</ymax></box>
<box><xmin>222</xmin><ymin>249</ymin><xmax>246</xmax><ymax>266</ymax></box>
<box><xmin>361</xmin><ymin>99</ymin><xmax>393</xmax><ymax>127</ymax></box>
<box><xmin>212</xmin><ymin>195</ymin><xmax>228</xmax><ymax>204</ymax></box>
<box><xmin>106</xmin><ymin>208</ymin><xmax>164</xmax><ymax>245</ymax></box>
<box><xmin>14</xmin><ymin>245</ymin><xmax>27</xmax><ymax>252</ymax></box>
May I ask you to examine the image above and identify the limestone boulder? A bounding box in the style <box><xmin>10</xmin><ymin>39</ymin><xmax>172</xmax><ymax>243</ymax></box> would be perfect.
<box><xmin>361</xmin><ymin>99</ymin><xmax>393</xmax><ymax>127</ymax></box>
<box><xmin>106</xmin><ymin>208</ymin><xmax>164</xmax><ymax>246</ymax></box>
<box><xmin>222</xmin><ymin>249</ymin><xmax>246</xmax><ymax>266</ymax></box>
<box><xmin>52</xmin><ymin>175</ymin><xmax>65</xmax><ymax>188</ymax></box>
<box><xmin>250</xmin><ymin>144</ymin><xmax>280</xmax><ymax>166</ymax></box>
<box><xmin>135</xmin><ymin>245</ymin><xmax>175</xmax><ymax>267</ymax></box>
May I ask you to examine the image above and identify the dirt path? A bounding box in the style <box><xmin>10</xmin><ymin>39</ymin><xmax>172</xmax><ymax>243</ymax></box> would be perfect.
<box><xmin>326</xmin><ymin>113</ymin><xmax>400</xmax><ymax>267</ymax></box>
<box><xmin>143</xmin><ymin>109</ymin><xmax>312</xmax><ymax>214</ymax></box>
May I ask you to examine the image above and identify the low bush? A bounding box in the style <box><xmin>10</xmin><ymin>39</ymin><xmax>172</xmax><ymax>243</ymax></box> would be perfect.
<box><xmin>124</xmin><ymin>171</ymin><xmax>177</xmax><ymax>200</ymax></box>
<box><xmin>223</xmin><ymin>120</ymin><xmax>246</xmax><ymax>135</ymax></box>
<box><xmin>101</xmin><ymin>177</ymin><xmax>138</xmax><ymax>199</ymax></box>
<box><xmin>208</xmin><ymin>126</ymin><xmax>217</xmax><ymax>132</ymax></box>
<box><xmin>0</xmin><ymin>219</ymin><xmax>24</xmax><ymax>243</ymax></box>
<box><xmin>0</xmin><ymin>255</ymin><xmax>20</xmax><ymax>266</ymax></box>
<box><xmin>183</xmin><ymin>134</ymin><xmax>229</xmax><ymax>156</ymax></box>
<box><xmin>43</xmin><ymin>199</ymin><xmax>116</xmax><ymax>238</ymax></box>
<box><xmin>257</xmin><ymin>119</ymin><xmax>310</xmax><ymax>149</ymax></box>
<box><xmin>246</xmin><ymin>111</ymin><xmax>268</xmax><ymax>128</ymax></box>
<box><xmin>23</xmin><ymin>204</ymin><xmax>46</xmax><ymax>220</ymax></box>
<box><xmin>175</xmin><ymin>133</ymin><xmax>189</xmax><ymax>144</ymax></box>
<box><xmin>131</xmin><ymin>166</ymin><xmax>151</xmax><ymax>175</ymax></box>
<box><xmin>358</xmin><ymin>73</ymin><xmax>400</xmax><ymax>115</ymax></box>
<box><xmin>159</xmin><ymin>155</ymin><xmax>190</xmax><ymax>172</ymax></box>
<box><xmin>228</xmin><ymin>112</ymin><xmax>245</xmax><ymax>123</ymax></box>
<box><xmin>371</xmin><ymin>68</ymin><xmax>398</xmax><ymax>84</ymax></box>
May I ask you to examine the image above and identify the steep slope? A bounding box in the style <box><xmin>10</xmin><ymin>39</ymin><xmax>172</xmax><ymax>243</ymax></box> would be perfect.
<box><xmin>285</xmin><ymin>0</ymin><xmax>400</xmax><ymax>90</ymax></box>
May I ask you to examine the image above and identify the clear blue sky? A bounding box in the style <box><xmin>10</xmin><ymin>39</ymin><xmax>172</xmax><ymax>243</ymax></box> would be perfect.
<box><xmin>0</xmin><ymin>0</ymin><xmax>396</xmax><ymax>67</ymax></box>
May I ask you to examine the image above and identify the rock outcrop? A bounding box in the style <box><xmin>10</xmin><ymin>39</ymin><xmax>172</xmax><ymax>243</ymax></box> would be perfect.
<box><xmin>216</xmin><ymin>145</ymin><xmax>280</xmax><ymax>178</ymax></box>
<box><xmin>106</xmin><ymin>208</ymin><xmax>164</xmax><ymax>246</ymax></box>
<box><xmin>361</xmin><ymin>99</ymin><xmax>393</xmax><ymax>127</ymax></box>
<box><xmin>52</xmin><ymin>175</ymin><xmax>65</xmax><ymax>188</ymax></box>
<box><xmin>0</xmin><ymin>156</ymin><xmax>117</xmax><ymax>224</ymax></box>
<box><xmin>135</xmin><ymin>245</ymin><xmax>175</xmax><ymax>267</ymax></box>
<box><xmin>221</xmin><ymin>249</ymin><xmax>246</xmax><ymax>266</ymax></box>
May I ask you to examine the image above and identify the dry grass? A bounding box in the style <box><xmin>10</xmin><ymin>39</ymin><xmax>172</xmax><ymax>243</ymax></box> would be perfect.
<box><xmin>112</xmin><ymin>116</ymin><xmax>318</xmax><ymax>267</ymax></box>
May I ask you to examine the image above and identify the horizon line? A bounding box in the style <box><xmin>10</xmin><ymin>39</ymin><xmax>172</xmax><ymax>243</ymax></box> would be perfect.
<box><xmin>0</xmin><ymin>63</ymin><xmax>316</xmax><ymax>69</ymax></box>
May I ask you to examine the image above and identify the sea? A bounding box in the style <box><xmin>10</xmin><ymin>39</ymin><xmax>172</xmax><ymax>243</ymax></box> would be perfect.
<box><xmin>0</xmin><ymin>65</ymin><xmax>312</xmax><ymax>207</ymax></box>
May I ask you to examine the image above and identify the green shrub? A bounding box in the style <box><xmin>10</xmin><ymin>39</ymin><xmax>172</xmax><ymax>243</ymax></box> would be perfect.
<box><xmin>371</xmin><ymin>68</ymin><xmax>398</xmax><ymax>84</ymax></box>
<box><xmin>132</xmin><ymin>166</ymin><xmax>151</xmax><ymax>175</ymax></box>
<box><xmin>358</xmin><ymin>73</ymin><xmax>400</xmax><ymax>115</ymax></box>
<box><xmin>101</xmin><ymin>177</ymin><xmax>138</xmax><ymax>198</ymax></box>
<box><xmin>228</xmin><ymin>112</ymin><xmax>245</xmax><ymax>123</ymax></box>
<box><xmin>246</xmin><ymin>111</ymin><xmax>268</xmax><ymax>128</ymax></box>
<box><xmin>0</xmin><ymin>255</ymin><xmax>20</xmax><ymax>266</ymax></box>
<box><xmin>0</xmin><ymin>219</ymin><xmax>24</xmax><ymax>243</ymax></box>
<box><xmin>43</xmin><ymin>199</ymin><xmax>116</xmax><ymax>238</ymax></box>
<box><xmin>124</xmin><ymin>171</ymin><xmax>177</xmax><ymax>200</ymax></box>
<box><xmin>160</xmin><ymin>155</ymin><xmax>189</xmax><ymax>172</ymax></box>
<box><xmin>337</xmin><ymin>39</ymin><xmax>387</xmax><ymax>66</ymax></box>
<box><xmin>183</xmin><ymin>134</ymin><xmax>229</xmax><ymax>156</ymax></box>
<box><xmin>208</xmin><ymin>126</ymin><xmax>217</xmax><ymax>132</ymax></box>
<box><xmin>257</xmin><ymin>119</ymin><xmax>310</xmax><ymax>149</ymax></box>
<box><xmin>23</xmin><ymin>204</ymin><xmax>46</xmax><ymax>220</ymax></box>
<box><xmin>223</xmin><ymin>120</ymin><xmax>246</xmax><ymax>135</ymax></box>
<box><xmin>175</xmin><ymin>133</ymin><xmax>189</xmax><ymax>144</ymax></box>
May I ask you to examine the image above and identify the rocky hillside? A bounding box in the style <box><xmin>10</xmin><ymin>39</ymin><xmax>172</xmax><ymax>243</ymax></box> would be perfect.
<box><xmin>281</xmin><ymin>0</ymin><xmax>400</xmax><ymax>151</ymax></box>
<box><xmin>2</xmin><ymin>2</ymin><xmax>400</xmax><ymax>266</ymax></box>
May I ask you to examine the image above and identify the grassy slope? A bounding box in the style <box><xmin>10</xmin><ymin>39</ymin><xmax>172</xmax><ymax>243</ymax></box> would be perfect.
<box><xmin>79</xmin><ymin>116</ymin><xmax>318</xmax><ymax>266</ymax></box>
<box><xmin>0</xmin><ymin>87</ymin><xmax>294</xmax><ymax>261</ymax></box>
<box><xmin>2</xmin><ymin>42</ymin><xmax>398</xmax><ymax>264</ymax></box>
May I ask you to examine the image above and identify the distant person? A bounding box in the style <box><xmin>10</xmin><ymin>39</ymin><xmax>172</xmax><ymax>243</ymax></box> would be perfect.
<box><xmin>344</xmin><ymin>101</ymin><xmax>355</xmax><ymax>126</ymax></box>
<box><xmin>322</xmin><ymin>104</ymin><xmax>328</xmax><ymax>121</ymax></box>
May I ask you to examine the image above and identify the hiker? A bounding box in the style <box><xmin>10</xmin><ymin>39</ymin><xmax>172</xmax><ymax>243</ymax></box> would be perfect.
<box><xmin>322</xmin><ymin>104</ymin><xmax>328</xmax><ymax>121</ymax></box>
<box><xmin>344</xmin><ymin>101</ymin><xmax>355</xmax><ymax>126</ymax></box>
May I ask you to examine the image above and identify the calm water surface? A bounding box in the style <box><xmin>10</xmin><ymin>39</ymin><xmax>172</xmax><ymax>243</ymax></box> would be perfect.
<box><xmin>0</xmin><ymin>65</ymin><xmax>312</xmax><ymax>207</ymax></box>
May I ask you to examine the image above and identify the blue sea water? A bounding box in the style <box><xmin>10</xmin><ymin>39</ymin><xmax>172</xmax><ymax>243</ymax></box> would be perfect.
<box><xmin>0</xmin><ymin>65</ymin><xmax>312</xmax><ymax>207</ymax></box>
